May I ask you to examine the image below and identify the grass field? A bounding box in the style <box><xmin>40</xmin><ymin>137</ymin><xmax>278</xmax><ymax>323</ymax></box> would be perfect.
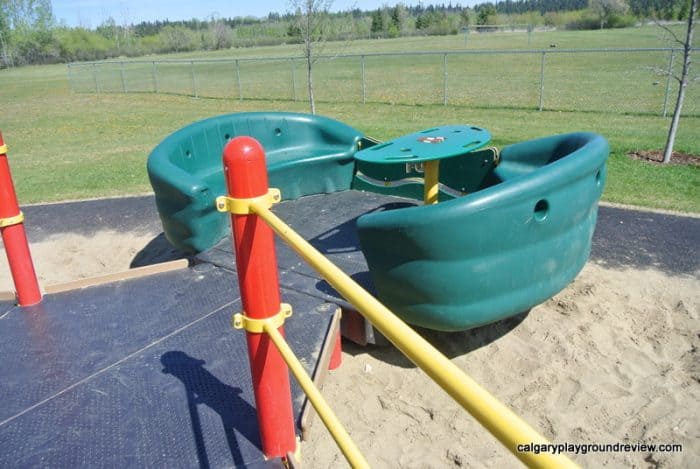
<box><xmin>68</xmin><ymin>26</ymin><xmax>700</xmax><ymax>116</ymax></box>
<box><xmin>1</xmin><ymin>26</ymin><xmax>698</xmax><ymax>213</ymax></box>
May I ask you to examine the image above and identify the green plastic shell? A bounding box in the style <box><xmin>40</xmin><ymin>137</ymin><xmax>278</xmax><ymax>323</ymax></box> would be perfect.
<box><xmin>356</xmin><ymin>132</ymin><xmax>609</xmax><ymax>331</ymax></box>
<box><xmin>147</xmin><ymin>112</ymin><xmax>364</xmax><ymax>253</ymax></box>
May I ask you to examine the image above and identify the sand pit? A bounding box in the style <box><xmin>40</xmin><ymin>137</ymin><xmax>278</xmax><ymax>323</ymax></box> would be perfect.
<box><xmin>0</xmin><ymin>216</ymin><xmax>697</xmax><ymax>468</ymax></box>
<box><xmin>303</xmin><ymin>263</ymin><xmax>699</xmax><ymax>467</ymax></box>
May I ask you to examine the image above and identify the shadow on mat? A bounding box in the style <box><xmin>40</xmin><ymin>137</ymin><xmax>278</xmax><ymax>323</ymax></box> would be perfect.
<box><xmin>131</xmin><ymin>233</ymin><xmax>188</xmax><ymax>268</ymax></box>
<box><xmin>341</xmin><ymin>311</ymin><xmax>529</xmax><ymax>369</ymax></box>
<box><xmin>305</xmin><ymin>202</ymin><xmax>415</xmax><ymax>256</ymax></box>
<box><xmin>161</xmin><ymin>351</ymin><xmax>261</xmax><ymax>468</ymax></box>
<box><xmin>314</xmin><ymin>271</ymin><xmax>376</xmax><ymax>299</ymax></box>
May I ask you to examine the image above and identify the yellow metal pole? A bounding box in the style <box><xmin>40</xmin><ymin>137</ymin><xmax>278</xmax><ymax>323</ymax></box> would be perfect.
<box><xmin>423</xmin><ymin>160</ymin><xmax>440</xmax><ymax>204</ymax></box>
<box><xmin>263</xmin><ymin>323</ymin><xmax>370</xmax><ymax>469</ymax></box>
<box><xmin>251</xmin><ymin>201</ymin><xmax>579</xmax><ymax>469</ymax></box>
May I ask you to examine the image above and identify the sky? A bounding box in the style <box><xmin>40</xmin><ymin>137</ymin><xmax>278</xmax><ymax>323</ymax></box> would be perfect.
<box><xmin>51</xmin><ymin>1</ymin><xmax>467</xmax><ymax>28</ymax></box>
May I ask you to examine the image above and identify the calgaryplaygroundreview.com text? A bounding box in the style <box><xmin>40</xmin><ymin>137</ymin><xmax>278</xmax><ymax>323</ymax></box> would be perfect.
<box><xmin>517</xmin><ymin>441</ymin><xmax>683</xmax><ymax>456</ymax></box>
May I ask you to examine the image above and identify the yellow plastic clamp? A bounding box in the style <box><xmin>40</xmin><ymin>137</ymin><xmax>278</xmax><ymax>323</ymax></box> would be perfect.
<box><xmin>0</xmin><ymin>144</ymin><xmax>7</xmax><ymax>155</ymax></box>
<box><xmin>233</xmin><ymin>303</ymin><xmax>292</xmax><ymax>333</ymax></box>
<box><xmin>0</xmin><ymin>212</ymin><xmax>24</xmax><ymax>228</ymax></box>
<box><xmin>216</xmin><ymin>188</ymin><xmax>281</xmax><ymax>215</ymax></box>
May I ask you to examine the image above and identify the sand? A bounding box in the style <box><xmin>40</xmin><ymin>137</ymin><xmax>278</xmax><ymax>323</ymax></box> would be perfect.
<box><xmin>1</xmin><ymin>229</ymin><xmax>698</xmax><ymax>468</ymax></box>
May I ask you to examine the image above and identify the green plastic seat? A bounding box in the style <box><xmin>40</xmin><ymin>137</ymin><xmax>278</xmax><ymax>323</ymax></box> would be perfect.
<box><xmin>356</xmin><ymin>132</ymin><xmax>609</xmax><ymax>331</ymax></box>
<box><xmin>147</xmin><ymin>112</ymin><xmax>365</xmax><ymax>253</ymax></box>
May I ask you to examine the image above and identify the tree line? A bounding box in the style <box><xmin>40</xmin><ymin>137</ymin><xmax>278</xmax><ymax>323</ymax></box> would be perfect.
<box><xmin>0</xmin><ymin>0</ymin><xmax>694</xmax><ymax>67</ymax></box>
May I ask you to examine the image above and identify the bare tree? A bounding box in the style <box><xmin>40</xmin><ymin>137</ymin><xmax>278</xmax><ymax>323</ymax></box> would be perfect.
<box><xmin>209</xmin><ymin>17</ymin><xmax>232</xmax><ymax>50</ymax></box>
<box><xmin>658</xmin><ymin>0</ymin><xmax>698</xmax><ymax>163</ymax></box>
<box><xmin>289</xmin><ymin>0</ymin><xmax>333</xmax><ymax>114</ymax></box>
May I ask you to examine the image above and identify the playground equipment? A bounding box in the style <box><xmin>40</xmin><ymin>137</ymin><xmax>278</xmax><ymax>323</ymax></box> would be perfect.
<box><xmin>0</xmin><ymin>124</ymin><xmax>591</xmax><ymax>467</ymax></box>
<box><xmin>148</xmin><ymin>112</ymin><xmax>608</xmax><ymax>332</ymax></box>
<box><xmin>147</xmin><ymin>112</ymin><xmax>366</xmax><ymax>253</ymax></box>
<box><xmin>216</xmin><ymin>135</ymin><xmax>578</xmax><ymax>467</ymax></box>
<box><xmin>357</xmin><ymin>132</ymin><xmax>608</xmax><ymax>330</ymax></box>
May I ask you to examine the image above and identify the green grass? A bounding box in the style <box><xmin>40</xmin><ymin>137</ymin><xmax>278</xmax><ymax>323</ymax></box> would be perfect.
<box><xmin>66</xmin><ymin>25</ymin><xmax>700</xmax><ymax>116</ymax></box>
<box><xmin>0</xmin><ymin>27</ymin><xmax>698</xmax><ymax>213</ymax></box>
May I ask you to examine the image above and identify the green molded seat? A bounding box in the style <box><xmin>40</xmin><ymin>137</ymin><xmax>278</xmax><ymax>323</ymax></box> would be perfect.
<box><xmin>356</xmin><ymin>132</ymin><xmax>609</xmax><ymax>331</ymax></box>
<box><xmin>147</xmin><ymin>112</ymin><xmax>365</xmax><ymax>253</ymax></box>
<box><xmin>353</xmin><ymin>147</ymin><xmax>500</xmax><ymax>200</ymax></box>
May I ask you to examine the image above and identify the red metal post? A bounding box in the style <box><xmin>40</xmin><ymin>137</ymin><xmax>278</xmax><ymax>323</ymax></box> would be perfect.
<box><xmin>0</xmin><ymin>131</ymin><xmax>41</xmax><ymax>306</ymax></box>
<box><xmin>223</xmin><ymin>136</ymin><xmax>297</xmax><ymax>459</ymax></box>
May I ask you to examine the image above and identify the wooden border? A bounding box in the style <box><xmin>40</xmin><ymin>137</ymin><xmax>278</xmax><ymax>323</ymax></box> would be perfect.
<box><xmin>299</xmin><ymin>304</ymin><xmax>342</xmax><ymax>441</ymax></box>
<box><xmin>44</xmin><ymin>259</ymin><xmax>190</xmax><ymax>294</ymax></box>
<box><xmin>0</xmin><ymin>290</ymin><xmax>16</xmax><ymax>302</ymax></box>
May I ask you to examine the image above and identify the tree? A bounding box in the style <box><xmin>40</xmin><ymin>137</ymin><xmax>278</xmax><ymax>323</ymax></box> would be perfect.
<box><xmin>660</xmin><ymin>0</ymin><xmax>698</xmax><ymax>163</ymax></box>
<box><xmin>0</xmin><ymin>2</ymin><xmax>12</xmax><ymax>67</ymax></box>
<box><xmin>96</xmin><ymin>16</ymin><xmax>120</xmax><ymax>50</ymax></box>
<box><xmin>158</xmin><ymin>25</ymin><xmax>197</xmax><ymax>53</ymax></box>
<box><xmin>370</xmin><ymin>8</ymin><xmax>384</xmax><ymax>35</ymax></box>
<box><xmin>209</xmin><ymin>17</ymin><xmax>232</xmax><ymax>50</ymax></box>
<box><xmin>390</xmin><ymin>4</ymin><xmax>408</xmax><ymax>37</ymax></box>
<box><xmin>476</xmin><ymin>4</ymin><xmax>497</xmax><ymax>25</ymax></box>
<box><xmin>459</xmin><ymin>8</ymin><xmax>471</xmax><ymax>27</ymax></box>
<box><xmin>289</xmin><ymin>0</ymin><xmax>333</xmax><ymax>115</ymax></box>
<box><xmin>2</xmin><ymin>0</ymin><xmax>57</xmax><ymax>64</ymax></box>
<box><xmin>629</xmin><ymin>0</ymin><xmax>684</xmax><ymax>19</ymax></box>
<box><xmin>589</xmin><ymin>0</ymin><xmax>629</xmax><ymax>28</ymax></box>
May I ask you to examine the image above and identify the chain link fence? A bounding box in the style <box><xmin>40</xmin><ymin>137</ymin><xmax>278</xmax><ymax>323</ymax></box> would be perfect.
<box><xmin>67</xmin><ymin>48</ymin><xmax>699</xmax><ymax>117</ymax></box>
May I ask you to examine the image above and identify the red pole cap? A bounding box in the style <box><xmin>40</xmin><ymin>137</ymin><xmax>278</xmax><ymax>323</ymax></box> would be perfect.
<box><xmin>223</xmin><ymin>136</ymin><xmax>270</xmax><ymax>200</ymax></box>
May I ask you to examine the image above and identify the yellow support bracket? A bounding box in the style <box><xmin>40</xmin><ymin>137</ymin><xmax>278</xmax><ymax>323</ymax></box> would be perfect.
<box><xmin>0</xmin><ymin>212</ymin><xmax>24</xmax><ymax>228</ymax></box>
<box><xmin>216</xmin><ymin>188</ymin><xmax>281</xmax><ymax>215</ymax></box>
<box><xmin>232</xmin><ymin>303</ymin><xmax>292</xmax><ymax>333</ymax></box>
<box><xmin>0</xmin><ymin>144</ymin><xmax>8</xmax><ymax>154</ymax></box>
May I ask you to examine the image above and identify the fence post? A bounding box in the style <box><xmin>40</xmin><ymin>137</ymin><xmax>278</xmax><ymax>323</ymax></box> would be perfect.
<box><xmin>67</xmin><ymin>64</ymin><xmax>75</xmax><ymax>93</ymax></box>
<box><xmin>152</xmin><ymin>61</ymin><xmax>159</xmax><ymax>94</ymax></box>
<box><xmin>443</xmin><ymin>53</ymin><xmax>448</xmax><ymax>106</ymax></box>
<box><xmin>662</xmin><ymin>49</ymin><xmax>676</xmax><ymax>118</ymax></box>
<box><xmin>538</xmin><ymin>51</ymin><xmax>546</xmax><ymax>111</ymax></box>
<box><xmin>235</xmin><ymin>59</ymin><xmax>242</xmax><ymax>101</ymax></box>
<box><xmin>222</xmin><ymin>136</ymin><xmax>297</xmax><ymax>460</ymax></box>
<box><xmin>0</xmin><ymin>132</ymin><xmax>42</xmax><ymax>307</ymax></box>
<box><xmin>120</xmin><ymin>61</ymin><xmax>127</xmax><ymax>93</ymax></box>
<box><xmin>190</xmin><ymin>61</ymin><xmax>197</xmax><ymax>98</ymax></box>
<box><xmin>361</xmin><ymin>55</ymin><xmax>366</xmax><ymax>104</ymax></box>
<box><xmin>92</xmin><ymin>63</ymin><xmax>99</xmax><ymax>93</ymax></box>
<box><xmin>291</xmin><ymin>58</ymin><xmax>297</xmax><ymax>101</ymax></box>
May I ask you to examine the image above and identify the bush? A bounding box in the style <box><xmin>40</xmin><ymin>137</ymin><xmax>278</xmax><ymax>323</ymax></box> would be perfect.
<box><xmin>565</xmin><ymin>13</ymin><xmax>601</xmax><ymax>30</ymax></box>
<box><xmin>56</xmin><ymin>28</ymin><xmax>113</xmax><ymax>62</ymax></box>
<box><xmin>607</xmin><ymin>14</ymin><xmax>637</xmax><ymax>29</ymax></box>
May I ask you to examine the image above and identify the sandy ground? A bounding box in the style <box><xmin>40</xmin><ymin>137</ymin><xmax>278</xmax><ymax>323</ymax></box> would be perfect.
<box><xmin>0</xmin><ymin>228</ymin><xmax>698</xmax><ymax>468</ymax></box>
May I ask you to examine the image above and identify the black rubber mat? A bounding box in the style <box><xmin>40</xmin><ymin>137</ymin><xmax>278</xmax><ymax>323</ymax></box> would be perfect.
<box><xmin>0</xmin><ymin>264</ymin><xmax>335</xmax><ymax>468</ymax></box>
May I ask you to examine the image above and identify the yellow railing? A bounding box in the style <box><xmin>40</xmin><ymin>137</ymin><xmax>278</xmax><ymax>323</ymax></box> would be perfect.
<box><xmin>264</xmin><ymin>322</ymin><xmax>370</xmax><ymax>468</ymax></box>
<box><xmin>247</xmin><ymin>197</ymin><xmax>579</xmax><ymax>469</ymax></box>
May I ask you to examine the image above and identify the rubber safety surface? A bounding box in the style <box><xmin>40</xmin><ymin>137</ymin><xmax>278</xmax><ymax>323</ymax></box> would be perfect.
<box><xmin>0</xmin><ymin>264</ymin><xmax>336</xmax><ymax>468</ymax></box>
